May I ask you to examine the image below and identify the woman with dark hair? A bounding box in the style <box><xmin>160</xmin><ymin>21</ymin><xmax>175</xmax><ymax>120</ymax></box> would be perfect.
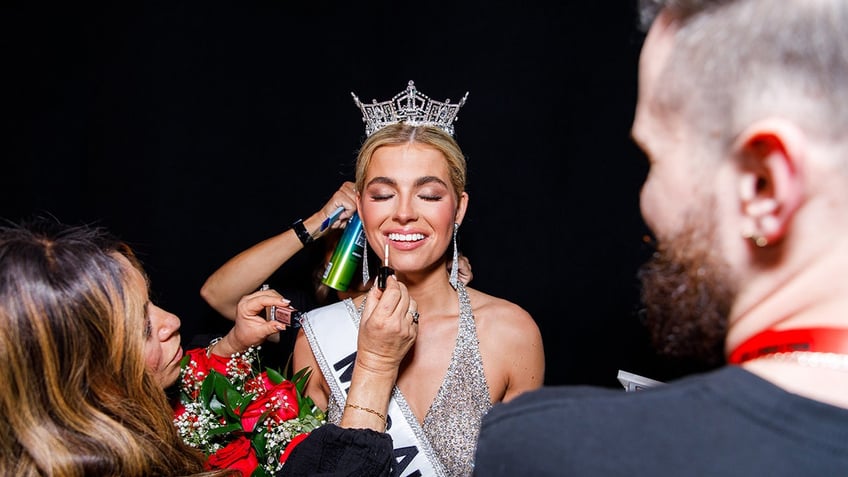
<box><xmin>0</xmin><ymin>218</ymin><xmax>284</xmax><ymax>476</ymax></box>
<box><xmin>0</xmin><ymin>216</ymin><xmax>421</xmax><ymax>476</ymax></box>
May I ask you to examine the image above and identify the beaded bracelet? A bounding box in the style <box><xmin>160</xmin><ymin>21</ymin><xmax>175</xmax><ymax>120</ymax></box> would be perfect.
<box><xmin>345</xmin><ymin>403</ymin><xmax>387</xmax><ymax>429</ymax></box>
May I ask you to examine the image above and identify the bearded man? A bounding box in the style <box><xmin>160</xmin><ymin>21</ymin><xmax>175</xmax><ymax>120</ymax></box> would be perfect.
<box><xmin>474</xmin><ymin>0</ymin><xmax>848</xmax><ymax>474</ymax></box>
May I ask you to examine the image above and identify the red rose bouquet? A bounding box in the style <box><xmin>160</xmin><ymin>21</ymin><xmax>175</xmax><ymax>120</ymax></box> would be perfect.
<box><xmin>174</xmin><ymin>344</ymin><xmax>325</xmax><ymax>477</ymax></box>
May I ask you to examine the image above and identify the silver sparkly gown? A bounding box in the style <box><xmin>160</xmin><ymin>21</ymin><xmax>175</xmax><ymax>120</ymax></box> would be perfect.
<box><xmin>326</xmin><ymin>283</ymin><xmax>492</xmax><ymax>476</ymax></box>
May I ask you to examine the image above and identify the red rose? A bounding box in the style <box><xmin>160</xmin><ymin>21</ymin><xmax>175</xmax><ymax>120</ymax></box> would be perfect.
<box><xmin>240</xmin><ymin>380</ymin><xmax>300</xmax><ymax>432</ymax></box>
<box><xmin>280</xmin><ymin>432</ymin><xmax>310</xmax><ymax>464</ymax></box>
<box><xmin>173</xmin><ymin>401</ymin><xmax>186</xmax><ymax>419</ymax></box>
<box><xmin>244</xmin><ymin>371</ymin><xmax>274</xmax><ymax>396</ymax></box>
<box><xmin>205</xmin><ymin>436</ymin><xmax>259</xmax><ymax>477</ymax></box>
<box><xmin>185</xmin><ymin>347</ymin><xmax>230</xmax><ymax>377</ymax></box>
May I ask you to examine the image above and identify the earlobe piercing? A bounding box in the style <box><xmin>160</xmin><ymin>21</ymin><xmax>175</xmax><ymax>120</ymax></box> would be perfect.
<box><xmin>742</xmin><ymin>230</ymin><xmax>769</xmax><ymax>248</ymax></box>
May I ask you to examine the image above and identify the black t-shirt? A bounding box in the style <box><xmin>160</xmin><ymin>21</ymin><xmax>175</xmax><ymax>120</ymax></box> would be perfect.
<box><xmin>474</xmin><ymin>366</ymin><xmax>848</xmax><ymax>476</ymax></box>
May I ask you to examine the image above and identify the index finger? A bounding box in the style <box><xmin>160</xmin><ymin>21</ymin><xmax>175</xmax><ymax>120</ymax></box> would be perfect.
<box><xmin>361</xmin><ymin>275</ymin><xmax>406</xmax><ymax>324</ymax></box>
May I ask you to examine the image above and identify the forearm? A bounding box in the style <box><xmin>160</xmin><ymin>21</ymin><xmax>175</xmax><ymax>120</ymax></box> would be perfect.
<box><xmin>339</xmin><ymin>363</ymin><xmax>398</xmax><ymax>431</ymax></box>
<box><xmin>200</xmin><ymin>214</ymin><xmax>325</xmax><ymax>319</ymax></box>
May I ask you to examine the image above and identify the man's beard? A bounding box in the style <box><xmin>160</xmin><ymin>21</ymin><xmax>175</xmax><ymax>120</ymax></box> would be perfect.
<box><xmin>637</xmin><ymin>212</ymin><xmax>737</xmax><ymax>367</ymax></box>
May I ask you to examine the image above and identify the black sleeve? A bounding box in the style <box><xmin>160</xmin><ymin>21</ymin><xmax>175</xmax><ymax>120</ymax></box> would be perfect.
<box><xmin>278</xmin><ymin>424</ymin><xmax>393</xmax><ymax>477</ymax></box>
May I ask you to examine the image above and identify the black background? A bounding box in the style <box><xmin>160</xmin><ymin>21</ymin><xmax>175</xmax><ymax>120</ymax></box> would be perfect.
<box><xmin>3</xmin><ymin>2</ymin><xmax>711</xmax><ymax>387</ymax></box>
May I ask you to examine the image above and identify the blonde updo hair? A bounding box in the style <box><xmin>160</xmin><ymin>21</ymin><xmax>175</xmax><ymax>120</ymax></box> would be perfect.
<box><xmin>354</xmin><ymin>123</ymin><xmax>467</xmax><ymax>200</ymax></box>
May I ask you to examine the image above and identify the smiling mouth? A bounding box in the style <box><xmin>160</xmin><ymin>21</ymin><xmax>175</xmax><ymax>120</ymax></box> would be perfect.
<box><xmin>388</xmin><ymin>232</ymin><xmax>425</xmax><ymax>242</ymax></box>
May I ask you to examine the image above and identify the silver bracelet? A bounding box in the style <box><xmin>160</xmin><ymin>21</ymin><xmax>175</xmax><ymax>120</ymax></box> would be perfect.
<box><xmin>205</xmin><ymin>336</ymin><xmax>224</xmax><ymax>357</ymax></box>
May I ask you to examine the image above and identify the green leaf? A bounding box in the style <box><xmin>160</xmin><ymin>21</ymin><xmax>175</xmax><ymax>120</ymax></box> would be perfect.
<box><xmin>299</xmin><ymin>414</ymin><xmax>324</xmax><ymax>432</ymax></box>
<box><xmin>238</xmin><ymin>393</ymin><xmax>256</xmax><ymax>415</ymax></box>
<box><xmin>252</xmin><ymin>431</ymin><xmax>268</xmax><ymax>458</ymax></box>
<box><xmin>292</xmin><ymin>367</ymin><xmax>312</xmax><ymax>396</ymax></box>
<box><xmin>266</xmin><ymin>367</ymin><xmax>284</xmax><ymax>385</ymax></box>
<box><xmin>299</xmin><ymin>396</ymin><xmax>319</xmax><ymax>419</ymax></box>
<box><xmin>213</xmin><ymin>373</ymin><xmax>238</xmax><ymax>401</ymax></box>
<box><xmin>222</xmin><ymin>385</ymin><xmax>243</xmax><ymax>406</ymax></box>
<box><xmin>291</xmin><ymin>366</ymin><xmax>310</xmax><ymax>384</ymax></box>
<box><xmin>200</xmin><ymin>370</ymin><xmax>217</xmax><ymax>404</ymax></box>
<box><xmin>207</xmin><ymin>422</ymin><xmax>242</xmax><ymax>437</ymax></box>
<box><xmin>283</xmin><ymin>352</ymin><xmax>295</xmax><ymax>379</ymax></box>
<box><xmin>251</xmin><ymin>466</ymin><xmax>272</xmax><ymax>477</ymax></box>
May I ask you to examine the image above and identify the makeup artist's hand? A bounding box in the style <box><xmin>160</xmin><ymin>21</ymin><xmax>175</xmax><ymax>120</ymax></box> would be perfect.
<box><xmin>357</xmin><ymin>275</ymin><xmax>418</xmax><ymax>375</ymax></box>
<box><xmin>212</xmin><ymin>288</ymin><xmax>294</xmax><ymax>356</ymax></box>
<box><xmin>318</xmin><ymin>181</ymin><xmax>358</xmax><ymax>232</ymax></box>
<box><xmin>448</xmin><ymin>253</ymin><xmax>474</xmax><ymax>285</ymax></box>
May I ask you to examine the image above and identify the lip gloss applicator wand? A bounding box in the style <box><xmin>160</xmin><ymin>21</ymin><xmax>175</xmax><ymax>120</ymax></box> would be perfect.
<box><xmin>378</xmin><ymin>243</ymin><xmax>394</xmax><ymax>290</ymax></box>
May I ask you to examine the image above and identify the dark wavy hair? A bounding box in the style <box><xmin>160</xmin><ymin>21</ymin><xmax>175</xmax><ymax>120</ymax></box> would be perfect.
<box><xmin>0</xmin><ymin>217</ymin><xmax>224</xmax><ymax>476</ymax></box>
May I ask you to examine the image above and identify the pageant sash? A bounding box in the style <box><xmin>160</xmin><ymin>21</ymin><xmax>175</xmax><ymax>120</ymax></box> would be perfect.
<box><xmin>301</xmin><ymin>300</ymin><xmax>447</xmax><ymax>477</ymax></box>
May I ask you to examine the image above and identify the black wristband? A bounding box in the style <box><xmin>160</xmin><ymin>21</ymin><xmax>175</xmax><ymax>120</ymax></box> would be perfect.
<box><xmin>292</xmin><ymin>219</ymin><xmax>312</xmax><ymax>245</ymax></box>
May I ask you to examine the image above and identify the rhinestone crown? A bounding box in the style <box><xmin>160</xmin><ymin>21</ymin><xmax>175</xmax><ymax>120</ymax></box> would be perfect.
<box><xmin>351</xmin><ymin>80</ymin><xmax>469</xmax><ymax>137</ymax></box>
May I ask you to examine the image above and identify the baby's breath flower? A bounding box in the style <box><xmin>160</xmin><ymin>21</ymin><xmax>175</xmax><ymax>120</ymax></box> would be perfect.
<box><xmin>173</xmin><ymin>343</ymin><xmax>324</xmax><ymax>476</ymax></box>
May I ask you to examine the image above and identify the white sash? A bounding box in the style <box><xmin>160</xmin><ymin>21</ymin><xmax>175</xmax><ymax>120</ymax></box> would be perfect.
<box><xmin>301</xmin><ymin>300</ymin><xmax>447</xmax><ymax>477</ymax></box>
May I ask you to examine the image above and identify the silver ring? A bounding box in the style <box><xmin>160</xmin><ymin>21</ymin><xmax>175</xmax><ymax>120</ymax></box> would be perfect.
<box><xmin>409</xmin><ymin>310</ymin><xmax>420</xmax><ymax>323</ymax></box>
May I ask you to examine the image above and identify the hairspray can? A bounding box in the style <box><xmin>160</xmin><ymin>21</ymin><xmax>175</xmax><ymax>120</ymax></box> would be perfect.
<box><xmin>321</xmin><ymin>212</ymin><xmax>367</xmax><ymax>291</ymax></box>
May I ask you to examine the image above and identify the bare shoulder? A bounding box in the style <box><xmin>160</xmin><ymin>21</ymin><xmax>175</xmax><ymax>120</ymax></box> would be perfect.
<box><xmin>465</xmin><ymin>287</ymin><xmax>540</xmax><ymax>342</ymax></box>
<box><xmin>465</xmin><ymin>287</ymin><xmax>545</xmax><ymax>399</ymax></box>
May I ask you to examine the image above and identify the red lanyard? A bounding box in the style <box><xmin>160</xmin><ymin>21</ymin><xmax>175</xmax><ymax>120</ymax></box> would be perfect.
<box><xmin>728</xmin><ymin>327</ymin><xmax>848</xmax><ymax>364</ymax></box>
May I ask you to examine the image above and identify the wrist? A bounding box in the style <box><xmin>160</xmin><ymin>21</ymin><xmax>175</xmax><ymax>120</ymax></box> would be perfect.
<box><xmin>210</xmin><ymin>333</ymin><xmax>243</xmax><ymax>357</ymax></box>
<box><xmin>205</xmin><ymin>337</ymin><xmax>224</xmax><ymax>357</ymax></box>
<box><xmin>351</xmin><ymin>359</ymin><xmax>399</xmax><ymax>384</ymax></box>
<box><xmin>291</xmin><ymin>219</ymin><xmax>312</xmax><ymax>246</ymax></box>
<box><xmin>291</xmin><ymin>215</ymin><xmax>325</xmax><ymax>245</ymax></box>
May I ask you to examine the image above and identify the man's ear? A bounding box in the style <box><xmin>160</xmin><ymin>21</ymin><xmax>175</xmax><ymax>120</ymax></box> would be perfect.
<box><xmin>735</xmin><ymin>118</ymin><xmax>805</xmax><ymax>247</ymax></box>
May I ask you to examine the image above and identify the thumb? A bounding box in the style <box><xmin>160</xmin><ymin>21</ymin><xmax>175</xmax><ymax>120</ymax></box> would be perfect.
<box><xmin>267</xmin><ymin>320</ymin><xmax>286</xmax><ymax>335</ymax></box>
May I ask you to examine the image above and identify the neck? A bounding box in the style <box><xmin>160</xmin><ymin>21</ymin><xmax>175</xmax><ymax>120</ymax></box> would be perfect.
<box><xmin>731</xmin><ymin>327</ymin><xmax>848</xmax><ymax>408</ymax></box>
<box><xmin>726</xmin><ymin>239</ymin><xmax>848</xmax><ymax>409</ymax></box>
<box><xmin>396</xmin><ymin>266</ymin><xmax>458</xmax><ymax>313</ymax></box>
<box><xmin>726</xmin><ymin>239</ymin><xmax>848</xmax><ymax>354</ymax></box>
<box><xmin>743</xmin><ymin>358</ymin><xmax>848</xmax><ymax>408</ymax></box>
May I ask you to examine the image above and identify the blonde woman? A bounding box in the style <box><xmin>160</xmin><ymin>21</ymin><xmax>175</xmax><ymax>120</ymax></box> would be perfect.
<box><xmin>294</xmin><ymin>82</ymin><xmax>545</xmax><ymax>477</ymax></box>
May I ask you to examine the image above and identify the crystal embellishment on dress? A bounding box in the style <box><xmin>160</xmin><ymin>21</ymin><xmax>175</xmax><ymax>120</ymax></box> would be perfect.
<box><xmin>351</xmin><ymin>80</ymin><xmax>469</xmax><ymax>137</ymax></box>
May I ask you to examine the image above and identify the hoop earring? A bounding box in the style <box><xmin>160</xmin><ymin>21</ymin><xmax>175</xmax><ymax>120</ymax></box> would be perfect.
<box><xmin>449</xmin><ymin>223</ymin><xmax>459</xmax><ymax>289</ymax></box>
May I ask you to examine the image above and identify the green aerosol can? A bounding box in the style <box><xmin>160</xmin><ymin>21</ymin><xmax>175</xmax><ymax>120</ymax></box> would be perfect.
<box><xmin>321</xmin><ymin>212</ymin><xmax>366</xmax><ymax>291</ymax></box>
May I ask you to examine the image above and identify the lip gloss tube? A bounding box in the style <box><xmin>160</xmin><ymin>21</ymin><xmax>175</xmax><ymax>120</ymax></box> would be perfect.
<box><xmin>377</xmin><ymin>243</ymin><xmax>394</xmax><ymax>290</ymax></box>
<box><xmin>259</xmin><ymin>284</ymin><xmax>281</xmax><ymax>342</ymax></box>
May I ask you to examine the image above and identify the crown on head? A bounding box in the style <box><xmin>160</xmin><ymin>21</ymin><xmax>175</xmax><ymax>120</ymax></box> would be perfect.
<box><xmin>351</xmin><ymin>80</ymin><xmax>469</xmax><ymax>137</ymax></box>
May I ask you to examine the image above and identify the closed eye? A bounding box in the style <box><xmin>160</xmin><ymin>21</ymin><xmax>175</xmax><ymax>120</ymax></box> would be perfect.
<box><xmin>369</xmin><ymin>192</ymin><xmax>394</xmax><ymax>201</ymax></box>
